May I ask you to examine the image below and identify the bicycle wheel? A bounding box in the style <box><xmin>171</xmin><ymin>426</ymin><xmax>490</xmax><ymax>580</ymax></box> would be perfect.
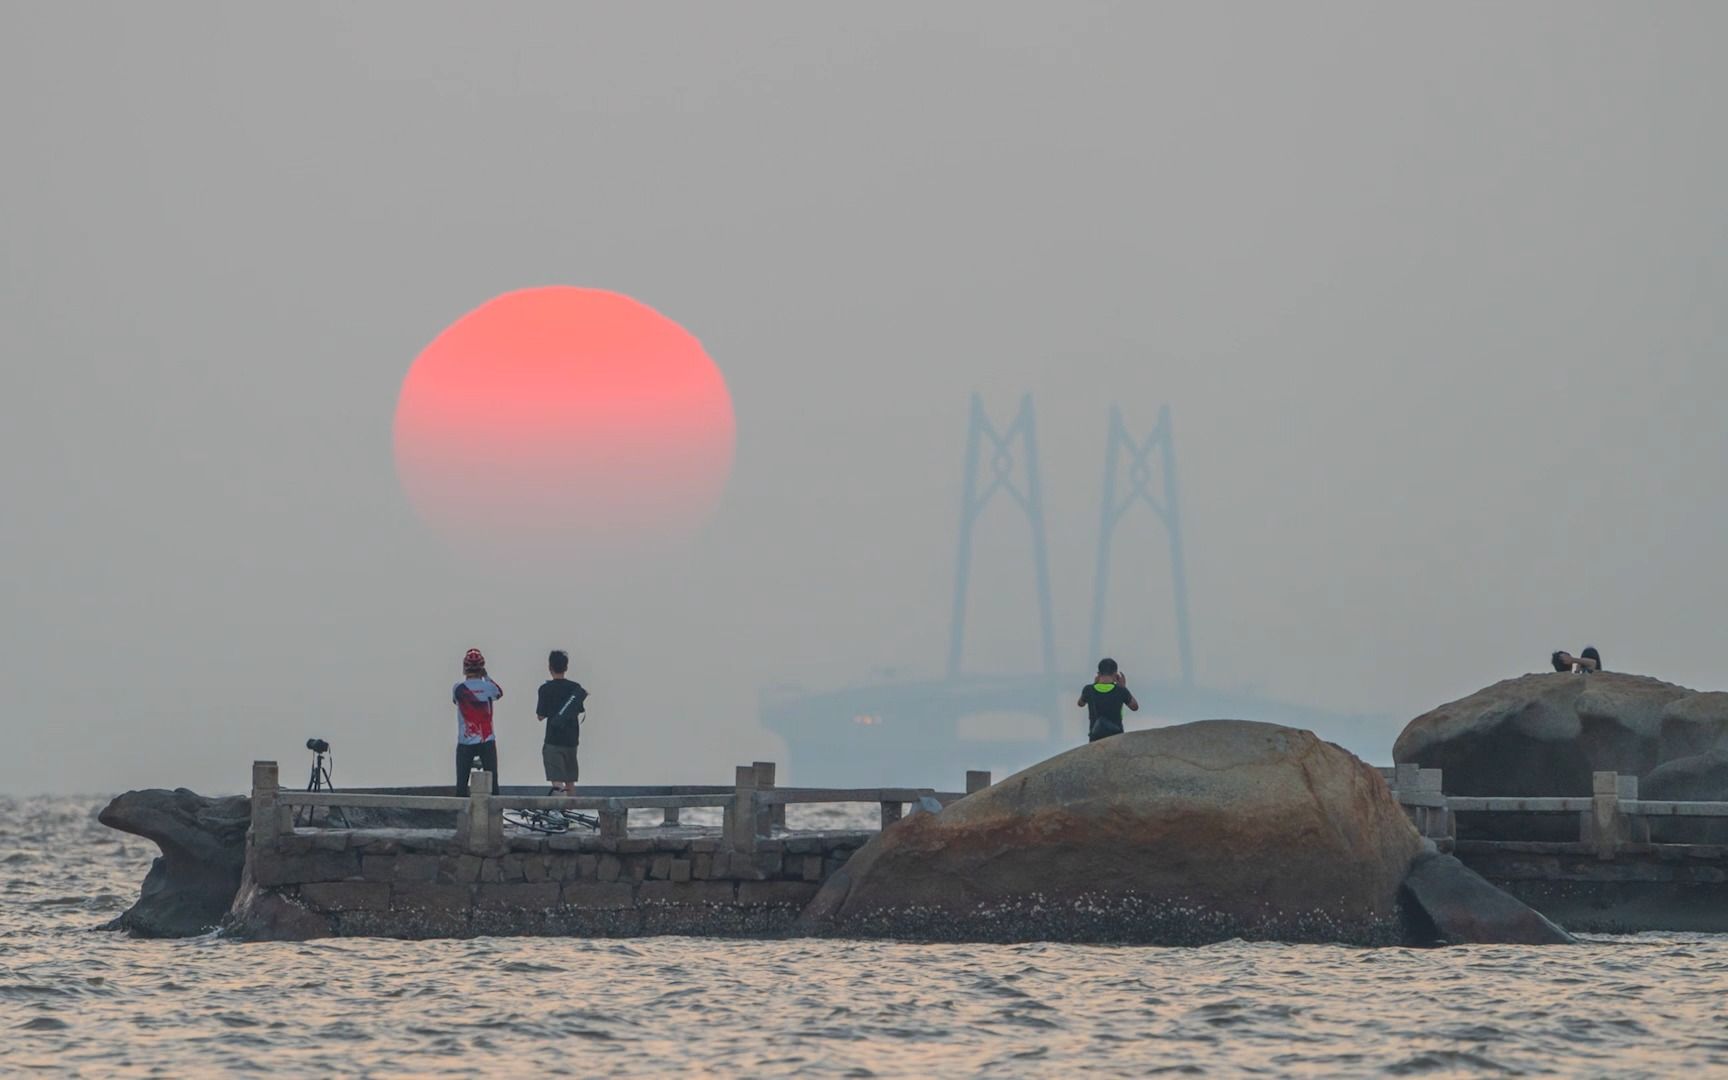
<box><xmin>502</xmin><ymin>809</ymin><xmax>568</xmax><ymax>834</ymax></box>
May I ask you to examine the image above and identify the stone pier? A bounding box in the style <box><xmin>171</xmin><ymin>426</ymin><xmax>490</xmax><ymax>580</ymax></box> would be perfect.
<box><xmin>1384</xmin><ymin>767</ymin><xmax>1728</xmax><ymax>933</ymax></box>
<box><xmin>226</xmin><ymin>762</ymin><xmax>971</xmax><ymax>940</ymax></box>
<box><xmin>231</xmin><ymin>824</ymin><xmax>871</xmax><ymax>940</ymax></box>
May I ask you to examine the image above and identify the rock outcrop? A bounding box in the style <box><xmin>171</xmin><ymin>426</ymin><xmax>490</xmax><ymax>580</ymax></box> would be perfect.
<box><xmin>99</xmin><ymin>787</ymin><xmax>464</xmax><ymax>937</ymax></box>
<box><xmin>1392</xmin><ymin>673</ymin><xmax>1700</xmax><ymax>796</ymax></box>
<box><xmin>1394</xmin><ymin>673</ymin><xmax>1728</xmax><ymax>840</ymax></box>
<box><xmin>798</xmin><ymin>720</ymin><xmax>1424</xmax><ymax>945</ymax></box>
<box><xmin>1657</xmin><ymin>693</ymin><xmax>1728</xmax><ymax>763</ymax></box>
<box><xmin>1641</xmin><ymin>750</ymin><xmax>1728</xmax><ymax>844</ymax></box>
<box><xmin>1643</xmin><ymin>748</ymin><xmax>1728</xmax><ymax>799</ymax></box>
<box><xmin>99</xmin><ymin>788</ymin><xmax>251</xmax><ymax>938</ymax></box>
<box><xmin>1401</xmin><ymin>850</ymin><xmax>1575</xmax><ymax>945</ymax></box>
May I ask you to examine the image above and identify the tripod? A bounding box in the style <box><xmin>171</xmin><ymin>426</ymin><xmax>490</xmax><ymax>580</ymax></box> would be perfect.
<box><xmin>297</xmin><ymin>749</ymin><xmax>350</xmax><ymax>829</ymax></box>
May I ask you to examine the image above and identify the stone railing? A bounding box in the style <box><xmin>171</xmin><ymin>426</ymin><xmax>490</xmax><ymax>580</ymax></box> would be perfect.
<box><xmin>232</xmin><ymin>760</ymin><xmax>996</xmax><ymax>939</ymax></box>
<box><xmin>1380</xmin><ymin>765</ymin><xmax>1728</xmax><ymax>859</ymax></box>
<box><xmin>252</xmin><ymin>760</ymin><xmax>991</xmax><ymax>857</ymax></box>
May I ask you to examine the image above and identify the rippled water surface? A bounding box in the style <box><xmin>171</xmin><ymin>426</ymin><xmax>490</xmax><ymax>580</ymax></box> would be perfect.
<box><xmin>4</xmin><ymin>796</ymin><xmax>1728</xmax><ymax>1077</ymax></box>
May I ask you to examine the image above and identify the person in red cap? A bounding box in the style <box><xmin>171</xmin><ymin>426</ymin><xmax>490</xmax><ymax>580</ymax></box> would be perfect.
<box><xmin>454</xmin><ymin>648</ymin><xmax>503</xmax><ymax>795</ymax></box>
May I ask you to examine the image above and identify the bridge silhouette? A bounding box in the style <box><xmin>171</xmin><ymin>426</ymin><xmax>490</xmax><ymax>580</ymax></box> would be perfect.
<box><xmin>760</xmin><ymin>395</ymin><xmax>1392</xmax><ymax>787</ymax></box>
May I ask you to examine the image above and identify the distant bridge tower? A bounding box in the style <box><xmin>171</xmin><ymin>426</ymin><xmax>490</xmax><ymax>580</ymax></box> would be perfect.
<box><xmin>1088</xmin><ymin>404</ymin><xmax>1194</xmax><ymax>688</ymax></box>
<box><xmin>947</xmin><ymin>393</ymin><xmax>1058</xmax><ymax>679</ymax></box>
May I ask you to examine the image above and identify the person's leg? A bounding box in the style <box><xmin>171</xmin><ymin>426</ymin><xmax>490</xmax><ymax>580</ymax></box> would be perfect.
<box><xmin>548</xmin><ymin>744</ymin><xmax>578</xmax><ymax>793</ymax></box>
<box><xmin>479</xmin><ymin>740</ymin><xmax>499</xmax><ymax>793</ymax></box>
<box><xmin>455</xmin><ymin>743</ymin><xmax>476</xmax><ymax>796</ymax></box>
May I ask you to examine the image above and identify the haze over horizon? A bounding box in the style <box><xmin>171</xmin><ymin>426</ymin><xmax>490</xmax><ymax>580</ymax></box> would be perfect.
<box><xmin>4</xmin><ymin>3</ymin><xmax>1726</xmax><ymax>795</ymax></box>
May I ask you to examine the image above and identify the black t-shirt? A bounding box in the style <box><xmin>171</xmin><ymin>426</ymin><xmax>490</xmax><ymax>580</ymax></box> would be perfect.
<box><xmin>1081</xmin><ymin>681</ymin><xmax>1133</xmax><ymax>740</ymax></box>
<box><xmin>537</xmin><ymin>679</ymin><xmax>588</xmax><ymax>747</ymax></box>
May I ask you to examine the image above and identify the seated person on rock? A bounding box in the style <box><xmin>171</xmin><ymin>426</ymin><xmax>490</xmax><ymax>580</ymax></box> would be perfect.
<box><xmin>1079</xmin><ymin>658</ymin><xmax>1139</xmax><ymax>743</ymax></box>
<box><xmin>1550</xmin><ymin>647</ymin><xmax>1603</xmax><ymax>674</ymax></box>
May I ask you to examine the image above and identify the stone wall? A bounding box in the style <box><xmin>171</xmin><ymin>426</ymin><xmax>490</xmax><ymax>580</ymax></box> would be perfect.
<box><xmin>1457</xmin><ymin>842</ymin><xmax>1728</xmax><ymax>933</ymax></box>
<box><xmin>226</xmin><ymin>827</ymin><xmax>868</xmax><ymax>940</ymax></box>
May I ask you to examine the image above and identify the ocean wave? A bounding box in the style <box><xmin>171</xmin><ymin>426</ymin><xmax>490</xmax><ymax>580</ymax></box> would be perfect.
<box><xmin>2</xmin><ymin>796</ymin><xmax>1726</xmax><ymax>1077</ymax></box>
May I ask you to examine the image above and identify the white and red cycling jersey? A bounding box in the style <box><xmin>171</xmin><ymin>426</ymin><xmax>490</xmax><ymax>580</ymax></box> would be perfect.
<box><xmin>452</xmin><ymin>677</ymin><xmax>503</xmax><ymax>745</ymax></box>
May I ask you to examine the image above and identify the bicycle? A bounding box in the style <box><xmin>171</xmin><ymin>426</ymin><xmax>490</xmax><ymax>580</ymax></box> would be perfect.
<box><xmin>502</xmin><ymin>789</ymin><xmax>601</xmax><ymax>834</ymax></box>
<box><xmin>501</xmin><ymin>807</ymin><xmax>572</xmax><ymax>834</ymax></box>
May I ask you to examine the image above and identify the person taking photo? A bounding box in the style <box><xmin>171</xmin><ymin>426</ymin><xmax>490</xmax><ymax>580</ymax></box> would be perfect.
<box><xmin>454</xmin><ymin>647</ymin><xmax>503</xmax><ymax>795</ymax></box>
<box><xmin>1079</xmin><ymin>657</ymin><xmax>1139</xmax><ymax>743</ymax></box>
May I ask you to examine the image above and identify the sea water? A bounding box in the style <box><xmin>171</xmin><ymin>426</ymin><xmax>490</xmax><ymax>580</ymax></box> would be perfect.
<box><xmin>3</xmin><ymin>795</ymin><xmax>1726</xmax><ymax>1077</ymax></box>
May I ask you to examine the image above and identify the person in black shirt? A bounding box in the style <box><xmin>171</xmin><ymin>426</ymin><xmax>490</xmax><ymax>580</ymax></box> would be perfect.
<box><xmin>1079</xmin><ymin>657</ymin><xmax>1139</xmax><ymax>743</ymax></box>
<box><xmin>536</xmin><ymin>650</ymin><xmax>589</xmax><ymax>793</ymax></box>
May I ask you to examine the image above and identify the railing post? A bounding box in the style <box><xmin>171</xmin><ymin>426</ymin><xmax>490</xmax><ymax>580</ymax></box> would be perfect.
<box><xmin>660</xmin><ymin>805</ymin><xmax>681</xmax><ymax>827</ymax></box>
<box><xmin>1416</xmin><ymin>768</ymin><xmax>1445</xmax><ymax>838</ymax></box>
<box><xmin>487</xmin><ymin>776</ymin><xmax>504</xmax><ymax>849</ymax></box>
<box><xmin>966</xmin><ymin>770</ymin><xmax>992</xmax><ymax>795</ymax></box>
<box><xmin>599</xmin><ymin>798</ymin><xmax>628</xmax><ymax>841</ymax></box>
<box><xmin>464</xmin><ymin>771</ymin><xmax>497</xmax><ymax>854</ymax></box>
<box><xmin>1589</xmin><ymin>771</ymin><xmax>1624</xmax><ymax>860</ymax></box>
<box><xmin>880</xmin><ymin>800</ymin><xmax>903</xmax><ymax>829</ymax></box>
<box><xmin>1618</xmin><ymin>774</ymin><xmax>1649</xmax><ymax>843</ymax></box>
<box><xmin>251</xmin><ymin>761</ymin><xmax>280</xmax><ymax>846</ymax></box>
<box><xmin>754</xmin><ymin>761</ymin><xmax>784</xmax><ymax>832</ymax></box>
<box><xmin>726</xmin><ymin>765</ymin><xmax>759</xmax><ymax>852</ymax></box>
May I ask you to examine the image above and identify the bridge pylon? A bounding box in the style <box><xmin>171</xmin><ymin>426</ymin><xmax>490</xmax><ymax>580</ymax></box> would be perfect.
<box><xmin>1088</xmin><ymin>404</ymin><xmax>1194</xmax><ymax>688</ymax></box>
<box><xmin>947</xmin><ymin>393</ymin><xmax>1058</xmax><ymax>680</ymax></box>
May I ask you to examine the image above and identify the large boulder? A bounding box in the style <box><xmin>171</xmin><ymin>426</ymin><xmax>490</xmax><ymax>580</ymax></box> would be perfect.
<box><xmin>1641</xmin><ymin>750</ymin><xmax>1728</xmax><ymax>844</ymax></box>
<box><xmin>1394</xmin><ymin>673</ymin><xmax>1728</xmax><ymax>840</ymax></box>
<box><xmin>1401</xmin><ymin>851</ymin><xmax>1575</xmax><ymax>945</ymax></box>
<box><xmin>1658</xmin><ymin>693</ymin><xmax>1728</xmax><ymax>763</ymax></box>
<box><xmin>1643</xmin><ymin>749</ymin><xmax>1728</xmax><ymax>799</ymax></box>
<box><xmin>99</xmin><ymin>788</ymin><xmax>251</xmax><ymax>938</ymax></box>
<box><xmin>799</xmin><ymin>720</ymin><xmax>1423</xmax><ymax>945</ymax></box>
<box><xmin>1393</xmin><ymin>672</ymin><xmax>1697</xmax><ymax>795</ymax></box>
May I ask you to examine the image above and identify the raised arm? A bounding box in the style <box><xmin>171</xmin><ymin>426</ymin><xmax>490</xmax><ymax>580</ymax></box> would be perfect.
<box><xmin>1117</xmin><ymin>671</ymin><xmax>1138</xmax><ymax>711</ymax></box>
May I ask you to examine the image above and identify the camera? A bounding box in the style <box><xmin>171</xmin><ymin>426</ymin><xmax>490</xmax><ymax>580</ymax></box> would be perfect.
<box><xmin>298</xmin><ymin>737</ymin><xmax>343</xmax><ymax>825</ymax></box>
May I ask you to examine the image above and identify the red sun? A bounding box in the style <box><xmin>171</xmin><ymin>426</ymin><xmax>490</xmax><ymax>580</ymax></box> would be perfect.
<box><xmin>393</xmin><ymin>287</ymin><xmax>735</xmax><ymax>554</ymax></box>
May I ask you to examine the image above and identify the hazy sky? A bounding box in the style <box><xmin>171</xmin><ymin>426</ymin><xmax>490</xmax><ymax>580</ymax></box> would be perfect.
<box><xmin>4</xmin><ymin>3</ymin><xmax>1726</xmax><ymax>795</ymax></box>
